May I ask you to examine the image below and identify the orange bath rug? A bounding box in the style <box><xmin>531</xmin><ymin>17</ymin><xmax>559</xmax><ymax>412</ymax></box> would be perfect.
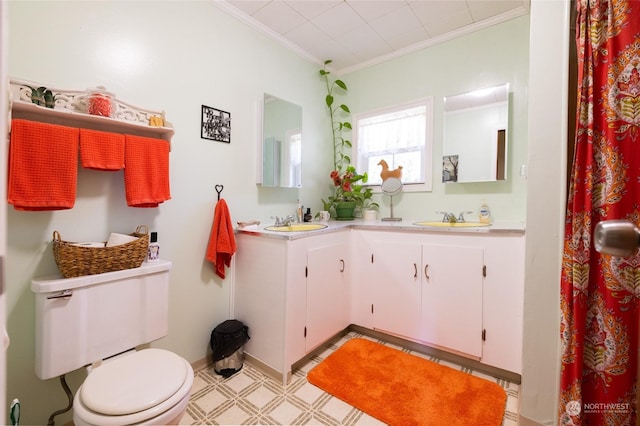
<box><xmin>307</xmin><ymin>338</ymin><xmax>507</xmax><ymax>426</ymax></box>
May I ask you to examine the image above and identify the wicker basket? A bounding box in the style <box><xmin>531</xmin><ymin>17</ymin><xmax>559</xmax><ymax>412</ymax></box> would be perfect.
<box><xmin>52</xmin><ymin>225</ymin><xmax>149</xmax><ymax>278</ymax></box>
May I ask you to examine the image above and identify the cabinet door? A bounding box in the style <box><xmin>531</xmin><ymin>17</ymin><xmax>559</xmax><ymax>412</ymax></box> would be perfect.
<box><xmin>305</xmin><ymin>242</ymin><xmax>348</xmax><ymax>351</ymax></box>
<box><xmin>481</xmin><ymin>235</ymin><xmax>525</xmax><ymax>373</ymax></box>
<box><xmin>372</xmin><ymin>242</ymin><xmax>422</xmax><ymax>340</ymax></box>
<box><xmin>422</xmin><ymin>244</ymin><xmax>483</xmax><ymax>358</ymax></box>
<box><xmin>348</xmin><ymin>231</ymin><xmax>376</xmax><ymax>328</ymax></box>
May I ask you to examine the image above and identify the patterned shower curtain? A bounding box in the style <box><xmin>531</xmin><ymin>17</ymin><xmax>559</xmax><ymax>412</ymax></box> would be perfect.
<box><xmin>559</xmin><ymin>1</ymin><xmax>638</xmax><ymax>425</ymax></box>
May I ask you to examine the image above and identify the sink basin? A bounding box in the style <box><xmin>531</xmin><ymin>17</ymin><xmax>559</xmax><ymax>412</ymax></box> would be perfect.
<box><xmin>414</xmin><ymin>221</ymin><xmax>490</xmax><ymax>228</ymax></box>
<box><xmin>264</xmin><ymin>224</ymin><xmax>328</xmax><ymax>232</ymax></box>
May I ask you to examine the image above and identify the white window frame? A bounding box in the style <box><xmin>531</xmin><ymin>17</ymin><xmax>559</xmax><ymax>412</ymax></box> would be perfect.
<box><xmin>353</xmin><ymin>97</ymin><xmax>433</xmax><ymax>193</ymax></box>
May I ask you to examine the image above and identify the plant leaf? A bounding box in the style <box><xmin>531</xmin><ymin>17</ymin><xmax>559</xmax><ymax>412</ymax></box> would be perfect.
<box><xmin>335</xmin><ymin>79</ymin><xmax>347</xmax><ymax>91</ymax></box>
<box><xmin>43</xmin><ymin>90</ymin><xmax>56</xmax><ymax>108</ymax></box>
<box><xmin>340</xmin><ymin>104</ymin><xmax>350</xmax><ymax>113</ymax></box>
<box><xmin>319</xmin><ymin>70</ymin><xmax>328</xmax><ymax>76</ymax></box>
<box><xmin>324</xmin><ymin>59</ymin><xmax>333</xmax><ymax>65</ymax></box>
<box><xmin>325</xmin><ymin>95</ymin><xmax>334</xmax><ymax>107</ymax></box>
<box><xmin>343</xmin><ymin>121</ymin><xmax>352</xmax><ymax>129</ymax></box>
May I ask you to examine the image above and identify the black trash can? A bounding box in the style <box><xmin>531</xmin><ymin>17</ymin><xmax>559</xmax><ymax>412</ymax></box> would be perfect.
<box><xmin>210</xmin><ymin>319</ymin><xmax>250</xmax><ymax>378</ymax></box>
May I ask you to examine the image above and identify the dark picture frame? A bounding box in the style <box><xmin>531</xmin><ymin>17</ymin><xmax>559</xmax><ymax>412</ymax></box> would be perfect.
<box><xmin>201</xmin><ymin>105</ymin><xmax>231</xmax><ymax>143</ymax></box>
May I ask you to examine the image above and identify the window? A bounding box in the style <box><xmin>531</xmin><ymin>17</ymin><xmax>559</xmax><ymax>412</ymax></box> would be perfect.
<box><xmin>354</xmin><ymin>98</ymin><xmax>433</xmax><ymax>192</ymax></box>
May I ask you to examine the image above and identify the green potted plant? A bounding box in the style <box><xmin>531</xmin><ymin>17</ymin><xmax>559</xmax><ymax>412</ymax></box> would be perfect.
<box><xmin>319</xmin><ymin>60</ymin><xmax>377</xmax><ymax>219</ymax></box>
<box><xmin>28</xmin><ymin>86</ymin><xmax>56</xmax><ymax>109</ymax></box>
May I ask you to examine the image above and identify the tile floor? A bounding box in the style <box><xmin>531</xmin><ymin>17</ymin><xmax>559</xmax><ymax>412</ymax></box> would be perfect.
<box><xmin>182</xmin><ymin>331</ymin><xmax>520</xmax><ymax>425</ymax></box>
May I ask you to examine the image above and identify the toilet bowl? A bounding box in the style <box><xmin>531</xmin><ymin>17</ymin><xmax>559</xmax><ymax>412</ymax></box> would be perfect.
<box><xmin>73</xmin><ymin>349</ymin><xmax>194</xmax><ymax>426</ymax></box>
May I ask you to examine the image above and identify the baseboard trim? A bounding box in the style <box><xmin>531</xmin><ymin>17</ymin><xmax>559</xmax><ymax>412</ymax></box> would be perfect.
<box><xmin>243</xmin><ymin>352</ymin><xmax>291</xmax><ymax>384</ymax></box>
<box><xmin>191</xmin><ymin>355</ymin><xmax>209</xmax><ymax>371</ymax></box>
<box><xmin>348</xmin><ymin>324</ymin><xmax>522</xmax><ymax>384</ymax></box>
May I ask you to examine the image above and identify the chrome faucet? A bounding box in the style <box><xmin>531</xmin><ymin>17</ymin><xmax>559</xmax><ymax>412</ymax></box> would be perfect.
<box><xmin>436</xmin><ymin>211</ymin><xmax>457</xmax><ymax>223</ymax></box>
<box><xmin>271</xmin><ymin>215</ymin><xmax>296</xmax><ymax>226</ymax></box>
<box><xmin>457</xmin><ymin>211</ymin><xmax>473</xmax><ymax>223</ymax></box>
<box><xmin>436</xmin><ymin>210</ymin><xmax>474</xmax><ymax>223</ymax></box>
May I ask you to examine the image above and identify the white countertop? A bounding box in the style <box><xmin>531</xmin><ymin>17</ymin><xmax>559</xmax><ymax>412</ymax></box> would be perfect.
<box><xmin>236</xmin><ymin>218</ymin><xmax>525</xmax><ymax>240</ymax></box>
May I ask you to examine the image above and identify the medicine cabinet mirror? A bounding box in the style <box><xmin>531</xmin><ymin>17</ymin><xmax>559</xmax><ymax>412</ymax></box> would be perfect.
<box><xmin>259</xmin><ymin>93</ymin><xmax>302</xmax><ymax>188</ymax></box>
<box><xmin>442</xmin><ymin>83</ymin><xmax>509</xmax><ymax>183</ymax></box>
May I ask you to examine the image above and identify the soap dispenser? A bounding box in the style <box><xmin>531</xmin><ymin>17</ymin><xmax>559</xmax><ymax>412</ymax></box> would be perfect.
<box><xmin>479</xmin><ymin>200</ymin><xmax>492</xmax><ymax>224</ymax></box>
<box><xmin>304</xmin><ymin>208</ymin><xmax>312</xmax><ymax>222</ymax></box>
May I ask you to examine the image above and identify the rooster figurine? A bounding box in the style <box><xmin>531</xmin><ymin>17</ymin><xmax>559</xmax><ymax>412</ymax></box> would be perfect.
<box><xmin>378</xmin><ymin>159</ymin><xmax>403</xmax><ymax>181</ymax></box>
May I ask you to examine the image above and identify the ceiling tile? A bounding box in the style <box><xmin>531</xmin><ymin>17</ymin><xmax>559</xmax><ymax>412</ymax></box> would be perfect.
<box><xmin>226</xmin><ymin>0</ymin><xmax>270</xmax><ymax>15</ymax></box>
<box><xmin>285</xmin><ymin>21</ymin><xmax>334</xmax><ymax>52</ymax></box>
<box><xmin>385</xmin><ymin>26</ymin><xmax>431</xmax><ymax>51</ymax></box>
<box><xmin>252</xmin><ymin>1</ymin><xmax>306</xmax><ymax>35</ymax></box>
<box><xmin>410</xmin><ymin>0</ymin><xmax>473</xmax><ymax>37</ymax></box>
<box><xmin>369</xmin><ymin>5</ymin><xmax>424</xmax><ymax>41</ymax></box>
<box><xmin>284</xmin><ymin>21</ymin><xmax>355</xmax><ymax>68</ymax></box>
<box><xmin>338</xmin><ymin>24</ymin><xmax>393</xmax><ymax>59</ymax></box>
<box><xmin>286</xmin><ymin>0</ymin><xmax>341</xmax><ymax>20</ymax></box>
<box><xmin>312</xmin><ymin>2</ymin><xmax>369</xmax><ymax>39</ymax></box>
<box><xmin>348</xmin><ymin>0</ymin><xmax>408</xmax><ymax>21</ymax></box>
<box><xmin>312</xmin><ymin>41</ymin><xmax>359</xmax><ymax>71</ymax></box>
<box><xmin>467</xmin><ymin>0</ymin><xmax>526</xmax><ymax>22</ymax></box>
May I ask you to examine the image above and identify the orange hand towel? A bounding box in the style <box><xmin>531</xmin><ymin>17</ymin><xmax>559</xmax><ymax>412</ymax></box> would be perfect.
<box><xmin>8</xmin><ymin>119</ymin><xmax>79</xmax><ymax>211</ymax></box>
<box><xmin>80</xmin><ymin>128</ymin><xmax>125</xmax><ymax>171</ymax></box>
<box><xmin>206</xmin><ymin>199</ymin><xmax>236</xmax><ymax>279</ymax></box>
<box><xmin>124</xmin><ymin>135</ymin><xmax>171</xmax><ymax>208</ymax></box>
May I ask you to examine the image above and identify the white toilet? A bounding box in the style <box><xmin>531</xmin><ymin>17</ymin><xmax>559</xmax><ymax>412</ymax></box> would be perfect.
<box><xmin>31</xmin><ymin>259</ymin><xmax>194</xmax><ymax>425</ymax></box>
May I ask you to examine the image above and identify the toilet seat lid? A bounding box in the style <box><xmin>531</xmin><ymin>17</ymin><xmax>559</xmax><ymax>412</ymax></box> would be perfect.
<box><xmin>80</xmin><ymin>349</ymin><xmax>187</xmax><ymax>416</ymax></box>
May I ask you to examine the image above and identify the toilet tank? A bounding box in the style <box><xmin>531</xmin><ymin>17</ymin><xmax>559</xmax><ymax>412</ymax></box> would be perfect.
<box><xmin>31</xmin><ymin>260</ymin><xmax>172</xmax><ymax>380</ymax></box>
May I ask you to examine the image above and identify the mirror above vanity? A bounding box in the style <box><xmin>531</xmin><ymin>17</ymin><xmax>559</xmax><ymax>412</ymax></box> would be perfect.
<box><xmin>258</xmin><ymin>93</ymin><xmax>302</xmax><ymax>188</ymax></box>
<box><xmin>442</xmin><ymin>83</ymin><xmax>509</xmax><ymax>183</ymax></box>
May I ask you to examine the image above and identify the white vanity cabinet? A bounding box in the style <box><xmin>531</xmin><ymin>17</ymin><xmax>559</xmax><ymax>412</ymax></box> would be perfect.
<box><xmin>233</xmin><ymin>230</ymin><xmax>349</xmax><ymax>382</ymax></box>
<box><xmin>349</xmin><ymin>228</ymin><xmax>524</xmax><ymax>374</ymax></box>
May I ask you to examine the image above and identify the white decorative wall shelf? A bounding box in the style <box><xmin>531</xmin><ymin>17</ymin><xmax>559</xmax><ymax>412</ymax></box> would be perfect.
<box><xmin>8</xmin><ymin>79</ymin><xmax>174</xmax><ymax>143</ymax></box>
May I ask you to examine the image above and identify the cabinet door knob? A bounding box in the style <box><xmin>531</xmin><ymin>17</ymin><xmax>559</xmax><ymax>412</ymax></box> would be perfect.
<box><xmin>424</xmin><ymin>264</ymin><xmax>430</xmax><ymax>280</ymax></box>
<box><xmin>413</xmin><ymin>263</ymin><xmax>417</xmax><ymax>278</ymax></box>
<box><xmin>340</xmin><ymin>259</ymin><xmax>345</xmax><ymax>272</ymax></box>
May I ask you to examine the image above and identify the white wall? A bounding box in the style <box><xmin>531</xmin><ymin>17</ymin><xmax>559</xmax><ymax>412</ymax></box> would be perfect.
<box><xmin>5</xmin><ymin>2</ymin><xmax>328</xmax><ymax>424</ymax></box>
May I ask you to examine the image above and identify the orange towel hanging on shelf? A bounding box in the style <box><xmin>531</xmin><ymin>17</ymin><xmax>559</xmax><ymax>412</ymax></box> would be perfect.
<box><xmin>8</xmin><ymin>119</ymin><xmax>79</xmax><ymax>211</ymax></box>
<box><xmin>79</xmin><ymin>128</ymin><xmax>125</xmax><ymax>171</ymax></box>
<box><xmin>124</xmin><ymin>134</ymin><xmax>171</xmax><ymax>208</ymax></box>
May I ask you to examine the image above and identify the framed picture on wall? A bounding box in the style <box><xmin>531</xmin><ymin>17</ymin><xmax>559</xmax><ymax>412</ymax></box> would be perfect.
<box><xmin>442</xmin><ymin>155</ymin><xmax>458</xmax><ymax>183</ymax></box>
<box><xmin>201</xmin><ymin>105</ymin><xmax>231</xmax><ymax>143</ymax></box>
